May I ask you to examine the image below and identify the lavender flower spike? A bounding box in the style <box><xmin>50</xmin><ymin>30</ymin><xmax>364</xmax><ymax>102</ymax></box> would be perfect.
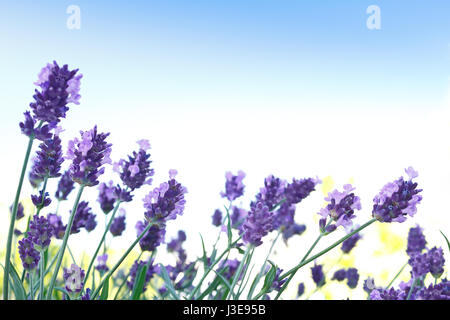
<box><xmin>143</xmin><ymin>169</ymin><xmax>187</xmax><ymax>224</ymax></box>
<box><xmin>212</xmin><ymin>209</ymin><xmax>222</xmax><ymax>227</ymax></box>
<box><xmin>28</xmin><ymin>214</ymin><xmax>54</xmax><ymax>251</ymax></box>
<box><xmin>110</xmin><ymin>208</ymin><xmax>126</xmax><ymax>237</ymax></box>
<box><xmin>30</xmin><ymin>61</ymin><xmax>82</xmax><ymax>124</ymax></box>
<box><xmin>55</xmin><ymin>170</ymin><xmax>75</xmax><ymax>201</ymax></box>
<box><xmin>18</xmin><ymin>238</ymin><xmax>40</xmax><ymax>271</ymax></box>
<box><xmin>63</xmin><ymin>264</ymin><xmax>85</xmax><ymax>294</ymax></box>
<box><xmin>114</xmin><ymin>139</ymin><xmax>154</xmax><ymax>191</ymax></box>
<box><xmin>66</xmin><ymin>126</ymin><xmax>112</xmax><ymax>187</ymax></box>
<box><xmin>30</xmin><ymin>134</ymin><xmax>64</xmax><ymax>179</ymax></box>
<box><xmin>372</xmin><ymin>167</ymin><xmax>422</xmax><ymax>223</ymax></box>
<box><xmin>97</xmin><ymin>181</ymin><xmax>117</xmax><ymax>214</ymax></box>
<box><xmin>242</xmin><ymin>202</ymin><xmax>274</xmax><ymax>247</ymax></box>
<box><xmin>407</xmin><ymin>225</ymin><xmax>427</xmax><ymax>257</ymax></box>
<box><xmin>311</xmin><ymin>264</ymin><xmax>325</xmax><ymax>287</ymax></box>
<box><xmin>221</xmin><ymin>170</ymin><xmax>246</xmax><ymax>201</ymax></box>
<box><xmin>31</xmin><ymin>190</ymin><xmax>51</xmax><ymax>209</ymax></box>
<box><xmin>318</xmin><ymin>184</ymin><xmax>361</xmax><ymax>232</ymax></box>
<box><xmin>70</xmin><ymin>201</ymin><xmax>96</xmax><ymax>234</ymax></box>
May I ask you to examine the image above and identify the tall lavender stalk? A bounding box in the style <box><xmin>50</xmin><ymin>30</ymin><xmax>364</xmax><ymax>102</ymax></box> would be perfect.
<box><xmin>4</xmin><ymin>62</ymin><xmax>81</xmax><ymax>299</ymax></box>
<box><xmin>46</xmin><ymin>126</ymin><xmax>111</xmax><ymax>299</ymax></box>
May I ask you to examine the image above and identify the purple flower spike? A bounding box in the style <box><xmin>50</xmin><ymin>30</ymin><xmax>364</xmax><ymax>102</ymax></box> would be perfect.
<box><xmin>428</xmin><ymin>247</ymin><xmax>445</xmax><ymax>278</ymax></box>
<box><xmin>270</xmin><ymin>268</ymin><xmax>287</xmax><ymax>292</ymax></box>
<box><xmin>407</xmin><ymin>225</ymin><xmax>427</xmax><ymax>257</ymax></box>
<box><xmin>70</xmin><ymin>201</ymin><xmax>96</xmax><ymax>234</ymax></box>
<box><xmin>167</xmin><ymin>230</ymin><xmax>187</xmax><ymax>253</ymax></box>
<box><xmin>47</xmin><ymin>213</ymin><xmax>66</xmax><ymax>239</ymax></box>
<box><xmin>332</xmin><ymin>269</ymin><xmax>347</xmax><ymax>281</ymax></box>
<box><xmin>242</xmin><ymin>202</ymin><xmax>274</xmax><ymax>247</ymax></box>
<box><xmin>297</xmin><ymin>283</ymin><xmax>305</xmax><ymax>297</ymax></box>
<box><xmin>415</xmin><ymin>281</ymin><xmax>450</xmax><ymax>300</ymax></box>
<box><xmin>81</xmin><ymin>288</ymin><xmax>91</xmax><ymax>300</ymax></box>
<box><xmin>218</xmin><ymin>259</ymin><xmax>242</xmax><ymax>281</ymax></box>
<box><xmin>370</xmin><ymin>288</ymin><xmax>406</xmax><ymax>300</ymax></box>
<box><xmin>55</xmin><ymin>170</ymin><xmax>75</xmax><ymax>201</ymax></box>
<box><xmin>110</xmin><ymin>209</ymin><xmax>126</xmax><ymax>237</ymax></box>
<box><xmin>254</xmin><ymin>175</ymin><xmax>287</xmax><ymax>211</ymax></box>
<box><xmin>311</xmin><ymin>264</ymin><xmax>325</xmax><ymax>287</ymax></box>
<box><xmin>18</xmin><ymin>237</ymin><xmax>40</xmax><ymax>271</ymax></box>
<box><xmin>285</xmin><ymin>177</ymin><xmax>320</xmax><ymax>205</ymax></box>
<box><xmin>66</xmin><ymin>126</ymin><xmax>112</xmax><ymax>187</ymax></box>
<box><xmin>97</xmin><ymin>181</ymin><xmax>117</xmax><ymax>214</ymax></box>
<box><xmin>230</xmin><ymin>206</ymin><xmax>247</xmax><ymax>230</ymax></box>
<box><xmin>136</xmin><ymin>220</ymin><xmax>166</xmax><ymax>252</ymax></box>
<box><xmin>19</xmin><ymin>111</ymin><xmax>53</xmax><ymax>141</ymax></box>
<box><xmin>221</xmin><ymin>170</ymin><xmax>246</xmax><ymax>201</ymax></box>
<box><xmin>341</xmin><ymin>232</ymin><xmax>362</xmax><ymax>254</ymax></box>
<box><xmin>63</xmin><ymin>264</ymin><xmax>85</xmax><ymax>294</ymax></box>
<box><xmin>114</xmin><ymin>184</ymin><xmax>133</xmax><ymax>203</ymax></box>
<box><xmin>127</xmin><ymin>259</ymin><xmax>157</xmax><ymax>292</ymax></box>
<box><xmin>346</xmin><ymin>268</ymin><xmax>359</xmax><ymax>289</ymax></box>
<box><xmin>409</xmin><ymin>252</ymin><xmax>430</xmax><ymax>278</ymax></box>
<box><xmin>282</xmin><ymin>223</ymin><xmax>306</xmax><ymax>242</ymax></box>
<box><xmin>115</xmin><ymin>140</ymin><xmax>154</xmax><ymax>191</ymax></box>
<box><xmin>30</xmin><ymin>61</ymin><xmax>82</xmax><ymax>124</ymax></box>
<box><xmin>212</xmin><ymin>209</ymin><xmax>222</xmax><ymax>227</ymax></box>
<box><xmin>143</xmin><ymin>170</ymin><xmax>187</xmax><ymax>224</ymax></box>
<box><xmin>95</xmin><ymin>254</ymin><xmax>109</xmax><ymax>274</ymax></box>
<box><xmin>372</xmin><ymin>167</ymin><xmax>422</xmax><ymax>223</ymax></box>
<box><xmin>31</xmin><ymin>191</ymin><xmax>52</xmax><ymax>209</ymax></box>
<box><xmin>10</xmin><ymin>203</ymin><xmax>25</xmax><ymax>220</ymax></box>
<box><xmin>28</xmin><ymin>214</ymin><xmax>54</xmax><ymax>251</ymax></box>
<box><xmin>318</xmin><ymin>184</ymin><xmax>361</xmax><ymax>232</ymax></box>
<box><xmin>30</xmin><ymin>134</ymin><xmax>64</xmax><ymax>179</ymax></box>
<box><xmin>363</xmin><ymin>277</ymin><xmax>377</xmax><ymax>294</ymax></box>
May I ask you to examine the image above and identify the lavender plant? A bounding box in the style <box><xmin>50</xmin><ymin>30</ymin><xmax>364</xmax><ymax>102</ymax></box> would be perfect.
<box><xmin>1</xmin><ymin>63</ymin><xmax>448</xmax><ymax>301</ymax></box>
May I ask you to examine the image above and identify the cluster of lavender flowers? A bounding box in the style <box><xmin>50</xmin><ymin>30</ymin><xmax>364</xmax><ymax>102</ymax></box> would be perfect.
<box><xmin>367</xmin><ymin>225</ymin><xmax>449</xmax><ymax>300</ymax></box>
<box><xmin>4</xmin><ymin>61</ymin><xmax>448</xmax><ymax>302</ymax></box>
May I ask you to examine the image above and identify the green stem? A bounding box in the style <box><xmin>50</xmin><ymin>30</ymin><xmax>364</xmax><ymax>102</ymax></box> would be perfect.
<box><xmin>3</xmin><ymin>135</ymin><xmax>36</xmax><ymax>299</ymax></box>
<box><xmin>35</xmin><ymin>176</ymin><xmax>49</xmax><ymax>216</ymax></box>
<box><xmin>248</xmin><ymin>231</ymin><xmax>281</xmax><ymax>299</ymax></box>
<box><xmin>386</xmin><ymin>261</ymin><xmax>408</xmax><ymax>289</ymax></box>
<box><xmin>188</xmin><ymin>236</ymin><xmax>242</xmax><ymax>300</ymax></box>
<box><xmin>39</xmin><ymin>251</ymin><xmax>45</xmax><ymax>300</ymax></box>
<box><xmin>226</xmin><ymin>245</ymin><xmax>252</xmax><ymax>300</ymax></box>
<box><xmin>275</xmin><ymin>218</ymin><xmax>377</xmax><ymax>300</ymax></box>
<box><xmin>83</xmin><ymin>200</ymin><xmax>122</xmax><ymax>291</ymax></box>
<box><xmin>29</xmin><ymin>271</ymin><xmax>34</xmax><ymax>300</ymax></box>
<box><xmin>274</xmin><ymin>228</ymin><xmax>325</xmax><ymax>300</ymax></box>
<box><xmin>406</xmin><ymin>278</ymin><xmax>417</xmax><ymax>300</ymax></box>
<box><xmin>91</xmin><ymin>220</ymin><xmax>155</xmax><ymax>299</ymax></box>
<box><xmin>46</xmin><ymin>185</ymin><xmax>85</xmax><ymax>300</ymax></box>
<box><xmin>67</xmin><ymin>245</ymin><xmax>77</xmax><ymax>265</ymax></box>
<box><xmin>114</xmin><ymin>251</ymin><xmax>143</xmax><ymax>300</ymax></box>
<box><xmin>235</xmin><ymin>247</ymin><xmax>254</xmax><ymax>299</ymax></box>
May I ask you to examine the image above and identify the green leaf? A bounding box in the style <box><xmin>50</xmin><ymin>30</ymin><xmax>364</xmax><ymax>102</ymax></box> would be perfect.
<box><xmin>99</xmin><ymin>276</ymin><xmax>110</xmax><ymax>300</ymax></box>
<box><xmin>225</xmin><ymin>205</ymin><xmax>232</xmax><ymax>248</ymax></box>
<box><xmin>130</xmin><ymin>264</ymin><xmax>148</xmax><ymax>300</ymax></box>
<box><xmin>196</xmin><ymin>277</ymin><xmax>222</xmax><ymax>300</ymax></box>
<box><xmin>262</xmin><ymin>261</ymin><xmax>277</xmax><ymax>292</ymax></box>
<box><xmin>199</xmin><ymin>233</ymin><xmax>209</xmax><ymax>268</ymax></box>
<box><xmin>159</xmin><ymin>264</ymin><xmax>180</xmax><ymax>300</ymax></box>
<box><xmin>54</xmin><ymin>287</ymin><xmax>72</xmax><ymax>300</ymax></box>
<box><xmin>7</xmin><ymin>262</ymin><xmax>27</xmax><ymax>300</ymax></box>
<box><xmin>440</xmin><ymin>230</ymin><xmax>450</xmax><ymax>253</ymax></box>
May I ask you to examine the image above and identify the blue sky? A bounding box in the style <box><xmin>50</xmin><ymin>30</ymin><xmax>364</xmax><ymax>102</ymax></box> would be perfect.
<box><xmin>0</xmin><ymin>0</ymin><xmax>449</xmax><ymax>121</ymax></box>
